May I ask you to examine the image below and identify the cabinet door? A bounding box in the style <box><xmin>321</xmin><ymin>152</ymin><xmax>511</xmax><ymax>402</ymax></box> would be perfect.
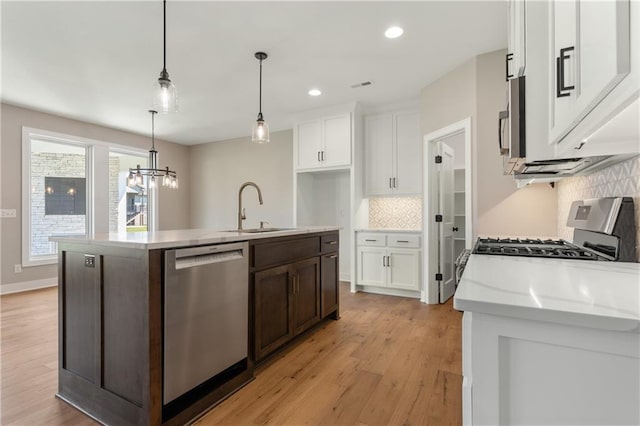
<box><xmin>365</xmin><ymin>114</ymin><xmax>394</xmax><ymax>196</ymax></box>
<box><xmin>394</xmin><ymin>111</ymin><xmax>422</xmax><ymax>195</ymax></box>
<box><xmin>356</xmin><ymin>247</ymin><xmax>386</xmax><ymax>287</ymax></box>
<box><xmin>550</xmin><ymin>0</ymin><xmax>631</xmax><ymax>143</ymax></box>
<box><xmin>320</xmin><ymin>253</ymin><xmax>339</xmax><ymax>318</ymax></box>
<box><xmin>507</xmin><ymin>0</ymin><xmax>526</xmax><ymax>78</ymax></box>
<box><xmin>296</xmin><ymin>120</ymin><xmax>323</xmax><ymax>170</ymax></box>
<box><xmin>387</xmin><ymin>248</ymin><xmax>421</xmax><ymax>292</ymax></box>
<box><xmin>292</xmin><ymin>257</ymin><xmax>321</xmax><ymax>335</ymax></box>
<box><xmin>254</xmin><ymin>264</ymin><xmax>295</xmax><ymax>360</ymax></box>
<box><xmin>322</xmin><ymin>114</ymin><xmax>352</xmax><ymax>168</ymax></box>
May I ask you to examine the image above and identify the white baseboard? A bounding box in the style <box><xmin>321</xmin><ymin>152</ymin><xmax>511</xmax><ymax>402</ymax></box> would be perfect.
<box><xmin>354</xmin><ymin>284</ymin><xmax>421</xmax><ymax>299</ymax></box>
<box><xmin>1</xmin><ymin>277</ymin><xmax>57</xmax><ymax>295</ymax></box>
<box><xmin>339</xmin><ymin>272</ymin><xmax>350</xmax><ymax>282</ymax></box>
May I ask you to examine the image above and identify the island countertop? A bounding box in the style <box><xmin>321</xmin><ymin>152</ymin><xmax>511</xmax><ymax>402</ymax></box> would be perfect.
<box><xmin>454</xmin><ymin>254</ymin><xmax>640</xmax><ymax>332</ymax></box>
<box><xmin>50</xmin><ymin>226</ymin><xmax>340</xmax><ymax>250</ymax></box>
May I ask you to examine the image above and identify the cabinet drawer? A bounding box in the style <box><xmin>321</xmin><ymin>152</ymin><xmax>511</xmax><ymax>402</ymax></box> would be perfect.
<box><xmin>252</xmin><ymin>236</ymin><xmax>320</xmax><ymax>269</ymax></box>
<box><xmin>321</xmin><ymin>233</ymin><xmax>339</xmax><ymax>253</ymax></box>
<box><xmin>387</xmin><ymin>234</ymin><xmax>421</xmax><ymax>249</ymax></box>
<box><xmin>356</xmin><ymin>233</ymin><xmax>386</xmax><ymax>247</ymax></box>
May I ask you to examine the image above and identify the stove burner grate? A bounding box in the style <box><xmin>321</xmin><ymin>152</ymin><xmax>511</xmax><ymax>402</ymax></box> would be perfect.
<box><xmin>473</xmin><ymin>239</ymin><xmax>601</xmax><ymax>261</ymax></box>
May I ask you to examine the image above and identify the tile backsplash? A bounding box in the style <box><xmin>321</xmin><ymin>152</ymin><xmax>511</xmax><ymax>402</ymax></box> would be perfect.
<box><xmin>557</xmin><ymin>155</ymin><xmax>640</xmax><ymax>262</ymax></box>
<box><xmin>368</xmin><ymin>197</ymin><xmax>422</xmax><ymax>229</ymax></box>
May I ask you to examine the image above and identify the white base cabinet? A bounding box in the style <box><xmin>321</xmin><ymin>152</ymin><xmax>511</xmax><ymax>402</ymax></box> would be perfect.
<box><xmin>355</xmin><ymin>231</ymin><xmax>421</xmax><ymax>294</ymax></box>
<box><xmin>463</xmin><ymin>311</ymin><xmax>640</xmax><ymax>426</ymax></box>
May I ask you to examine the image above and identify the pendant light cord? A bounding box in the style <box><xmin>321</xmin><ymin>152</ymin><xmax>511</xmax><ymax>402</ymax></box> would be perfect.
<box><xmin>258</xmin><ymin>58</ymin><xmax>263</xmax><ymax>119</ymax></box>
<box><xmin>163</xmin><ymin>0</ymin><xmax>167</xmax><ymax>73</ymax></box>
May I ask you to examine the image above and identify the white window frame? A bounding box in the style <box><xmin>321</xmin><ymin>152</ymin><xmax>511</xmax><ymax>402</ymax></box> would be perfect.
<box><xmin>21</xmin><ymin>127</ymin><xmax>151</xmax><ymax>267</ymax></box>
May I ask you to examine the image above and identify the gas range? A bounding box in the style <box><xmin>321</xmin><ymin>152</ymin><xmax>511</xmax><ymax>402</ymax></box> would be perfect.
<box><xmin>473</xmin><ymin>238</ymin><xmax>604</xmax><ymax>261</ymax></box>
<box><xmin>472</xmin><ymin>197</ymin><xmax>636</xmax><ymax>262</ymax></box>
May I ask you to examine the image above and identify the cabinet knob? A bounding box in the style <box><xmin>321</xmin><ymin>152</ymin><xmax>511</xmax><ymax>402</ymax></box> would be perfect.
<box><xmin>453</xmin><ymin>227</ymin><xmax>459</xmax><ymax>232</ymax></box>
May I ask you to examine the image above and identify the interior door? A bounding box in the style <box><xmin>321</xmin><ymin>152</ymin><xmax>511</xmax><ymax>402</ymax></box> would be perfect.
<box><xmin>437</xmin><ymin>142</ymin><xmax>455</xmax><ymax>303</ymax></box>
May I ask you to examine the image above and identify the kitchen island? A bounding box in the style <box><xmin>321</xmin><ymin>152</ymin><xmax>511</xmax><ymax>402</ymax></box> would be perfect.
<box><xmin>454</xmin><ymin>254</ymin><xmax>640</xmax><ymax>425</ymax></box>
<box><xmin>51</xmin><ymin>226</ymin><xmax>340</xmax><ymax>426</ymax></box>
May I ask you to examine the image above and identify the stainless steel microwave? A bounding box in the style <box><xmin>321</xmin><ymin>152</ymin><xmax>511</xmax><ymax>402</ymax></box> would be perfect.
<box><xmin>498</xmin><ymin>76</ymin><xmax>610</xmax><ymax>180</ymax></box>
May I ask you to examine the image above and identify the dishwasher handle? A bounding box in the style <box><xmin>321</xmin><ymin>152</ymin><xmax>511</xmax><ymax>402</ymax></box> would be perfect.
<box><xmin>169</xmin><ymin>242</ymin><xmax>247</xmax><ymax>270</ymax></box>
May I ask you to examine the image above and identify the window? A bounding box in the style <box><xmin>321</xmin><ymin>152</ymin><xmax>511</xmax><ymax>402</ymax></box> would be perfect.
<box><xmin>22</xmin><ymin>128</ymin><xmax>154</xmax><ymax>267</ymax></box>
<box><xmin>23</xmin><ymin>135</ymin><xmax>88</xmax><ymax>265</ymax></box>
<box><xmin>109</xmin><ymin>150</ymin><xmax>149</xmax><ymax>233</ymax></box>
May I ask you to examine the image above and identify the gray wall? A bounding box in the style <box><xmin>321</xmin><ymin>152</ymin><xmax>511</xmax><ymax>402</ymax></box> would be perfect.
<box><xmin>420</xmin><ymin>50</ymin><xmax>557</xmax><ymax>238</ymax></box>
<box><xmin>189</xmin><ymin>130</ymin><xmax>294</xmax><ymax>230</ymax></box>
<box><xmin>1</xmin><ymin>103</ymin><xmax>191</xmax><ymax>287</ymax></box>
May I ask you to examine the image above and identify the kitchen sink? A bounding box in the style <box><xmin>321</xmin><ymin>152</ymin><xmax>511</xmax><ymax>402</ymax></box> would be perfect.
<box><xmin>221</xmin><ymin>228</ymin><xmax>294</xmax><ymax>233</ymax></box>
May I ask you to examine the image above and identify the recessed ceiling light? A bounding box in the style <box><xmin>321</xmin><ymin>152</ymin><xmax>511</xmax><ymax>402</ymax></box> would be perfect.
<box><xmin>308</xmin><ymin>89</ymin><xmax>322</xmax><ymax>96</ymax></box>
<box><xmin>385</xmin><ymin>26</ymin><xmax>404</xmax><ymax>39</ymax></box>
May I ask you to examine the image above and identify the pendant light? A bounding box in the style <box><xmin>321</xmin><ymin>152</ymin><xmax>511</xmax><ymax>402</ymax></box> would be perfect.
<box><xmin>252</xmin><ymin>52</ymin><xmax>270</xmax><ymax>144</ymax></box>
<box><xmin>152</xmin><ymin>0</ymin><xmax>178</xmax><ymax>113</ymax></box>
<box><xmin>127</xmin><ymin>110</ymin><xmax>179</xmax><ymax>190</ymax></box>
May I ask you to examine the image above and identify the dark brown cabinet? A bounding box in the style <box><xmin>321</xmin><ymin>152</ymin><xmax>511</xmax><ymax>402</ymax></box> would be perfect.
<box><xmin>320</xmin><ymin>232</ymin><xmax>339</xmax><ymax>319</ymax></box>
<box><xmin>251</xmin><ymin>232</ymin><xmax>337</xmax><ymax>362</ymax></box>
<box><xmin>320</xmin><ymin>253</ymin><xmax>339</xmax><ymax>319</ymax></box>
<box><xmin>254</xmin><ymin>264</ymin><xmax>295</xmax><ymax>360</ymax></box>
<box><xmin>292</xmin><ymin>257</ymin><xmax>321</xmax><ymax>334</ymax></box>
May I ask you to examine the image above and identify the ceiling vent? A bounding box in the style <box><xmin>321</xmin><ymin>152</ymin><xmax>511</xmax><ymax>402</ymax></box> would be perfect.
<box><xmin>350</xmin><ymin>81</ymin><xmax>373</xmax><ymax>89</ymax></box>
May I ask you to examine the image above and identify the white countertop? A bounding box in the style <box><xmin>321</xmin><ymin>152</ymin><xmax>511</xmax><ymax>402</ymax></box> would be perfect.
<box><xmin>50</xmin><ymin>226</ymin><xmax>340</xmax><ymax>250</ymax></box>
<box><xmin>355</xmin><ymin>228</ymin><xmax>422</xmax><ymax>233</ymax></box>
<box><xmin>454</xmin><ymin>254</ymin><xmax>640</xmax><ymax>332</ymax></box>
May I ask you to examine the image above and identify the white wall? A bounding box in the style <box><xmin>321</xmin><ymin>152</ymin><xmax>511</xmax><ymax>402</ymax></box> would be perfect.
<box><xmin>189</xmin><ymin>130</ymin><xmax>294</xmax><ymax>229</ymax></box>
<box><xmin>420</xmin><ymin>50</ymin><xmax>557</xmax><ymax>239</ymax></box>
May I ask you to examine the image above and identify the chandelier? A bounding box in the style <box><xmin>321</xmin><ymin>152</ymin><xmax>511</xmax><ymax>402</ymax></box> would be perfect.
<box><xmin>127</xmin><ymin>110</ymin><xmax>178</xmax><ymax>189</ymax></box>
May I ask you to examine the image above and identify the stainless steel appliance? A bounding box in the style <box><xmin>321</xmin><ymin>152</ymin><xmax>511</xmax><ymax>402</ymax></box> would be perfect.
<box><xmin>473</xmin><ymin>197</ymin><xmax>636</xmax><ymax>262</ymax></box>
<box><xmin>498</xmin><ymin>76</ymin><xmax>611</xmax><ymax>180</ymax></box>
<box><xmin>164</xmin><ymin>242</ymin><xmax>249</xmax><ymax>405</ymax></box>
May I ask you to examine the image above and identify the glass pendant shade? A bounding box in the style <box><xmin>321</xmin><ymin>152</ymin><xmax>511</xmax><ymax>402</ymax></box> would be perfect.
<box><xmin>152</xmin><ymin>76</ymin><xmax>178</xmax><ymax>113</ymax></box>
<box><xmin>252</xmin><ymin>118</ymin><xmax>270</xmax><ymax>143</ymax></box>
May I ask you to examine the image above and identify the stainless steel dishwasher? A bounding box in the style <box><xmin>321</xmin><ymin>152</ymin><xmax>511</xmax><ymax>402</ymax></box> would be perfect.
<box><xmin>163</xmin><ymin>241</ymin><xmax>248</xmax><ymax>405</ymax></box>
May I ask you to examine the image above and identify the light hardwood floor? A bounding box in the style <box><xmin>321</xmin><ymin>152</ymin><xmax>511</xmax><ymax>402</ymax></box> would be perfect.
<box><xmin>1</xmin><ymin>284</ymin><xmax>462</xmax><ymax>425</ymax></box>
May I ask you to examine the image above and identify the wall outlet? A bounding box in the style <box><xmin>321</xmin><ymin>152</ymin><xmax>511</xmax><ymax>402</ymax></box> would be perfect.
<box><xmin>84</xmin><ymin>255</ymin><xmax>95</xmax><ymax>268</ymax></box>
<box><xmin>14</xmin><ymin>264</ymin><xmax>22</xmax><ymax>273</ymax></box>
<box><xmin>1</xmin><ymin>209</ymin><xmax>17</xmax><ymax>218</ymax></box>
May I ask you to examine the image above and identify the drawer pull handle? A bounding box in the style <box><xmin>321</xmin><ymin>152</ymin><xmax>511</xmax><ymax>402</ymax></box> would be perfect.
<box><xmin>328</xmin><ymin>254</ymin><xmax>338</xmax><ymax>259</ymax></box>
<box><xmin>326</xmin><ymin>241</ymin><xmax>337</xmax><ymax>245</ymax></box>
<box><xmin>397</xmin><ymin>240</ymin><xmax>409</xmax><ymax>243</ymax></box>
<box><xmin>365</xmin><ymin>239</ymin><xmax>377</xmax><ymax>242</ymax></box>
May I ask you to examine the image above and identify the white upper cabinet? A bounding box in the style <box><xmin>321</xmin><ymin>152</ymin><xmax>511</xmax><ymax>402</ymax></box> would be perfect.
<box><xmin>295</xmin><ymin>113</ymin><xmax>352</xmax><ymax>171</ymax></box>
<box><xmin>507</xmin><ymin>0</ymin><xmax>526</xmax><ymax>79</ymax></box>
<box><xmin>365</xmin><ymin>114</ymin><xmax>394</xmax><ymax>195</ymax></box>
<box><xmin>296</xmin><ymin>120</ymin><xmax>323</xmax><ymax>170</ymax></box>
<box><xmin>394</xmin><ymin>111</ymin><xmax>422</xmax><ymax>195</ymax></box>
<box><xmin>365</xmin><ymin>110</ymin><xmax>421</xmax><ymax>196</ymax></box>
<box><xmin>509</xmin><ymin>0</ymin><xmax>638</xmax><ymax>160</ymax></box>
<box><xmin>549</xmin><ymin>0</ymin><xmax>631</xmax><ymax>146</ymax></box>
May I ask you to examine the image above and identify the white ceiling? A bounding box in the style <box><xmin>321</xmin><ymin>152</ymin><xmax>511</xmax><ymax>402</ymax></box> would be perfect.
<box><xmin>2</xmin><ymin>1</ymin><xmax>507</xmax><ymax>145</ymax></box>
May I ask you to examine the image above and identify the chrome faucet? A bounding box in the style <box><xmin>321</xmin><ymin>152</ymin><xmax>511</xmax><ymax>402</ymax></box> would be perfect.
<box><xmin>237</xmin><ymin>182</ymin><xmax>263</xmax><ymax>231</ymax></box>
